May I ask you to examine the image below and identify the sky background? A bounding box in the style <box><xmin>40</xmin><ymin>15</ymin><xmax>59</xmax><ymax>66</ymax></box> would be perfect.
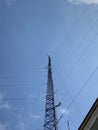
<box><xmin>0</xmin><ymin>0</ymin><xmax>98</xmax><ymax>130</ymax></box>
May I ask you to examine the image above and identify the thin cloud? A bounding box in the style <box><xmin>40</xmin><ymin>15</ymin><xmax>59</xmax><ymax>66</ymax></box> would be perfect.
<box><xmin>67</xmin><ymin>0</ymin><xmax>98</xmax><ymax>4</ymax></box>
<box><xmin>0</xmin><ymin>123</ymin><xmax>8</xmax><ymax>130</ymax></box>
<box><xmin>59</xmin><ymin>107</ymin><xmax>69</xmax><ymax>115</ymax></box>
<box><xmin>30</xmin><ymin>114</ymin><xmax>41</xmax><ymax>122</ymax></box>
<box><xmin>0</xmin><ymin>93</ymin><xmax>12</xmax><ymax>111</ymax></box>
<box><xmin>4</xmin><ymin>0</ymin><xmax>15</xmax><ymax>6</ymax></box>
<box><xmin>0</xmin><ymin>102</ymin><xmax>12</xmax><ymax>110</ymax></box>
<box><xmin>28</xmin><ymin>93</ymin><xmax>45</xmax><ymax>99</ymax></box>
<box><xmin>57</xmin><ymin>93</ymin><xmax>69</xmax><ymax>115</ymax></box>
<box><xmin>28</xmin><ymin>94</ymin><xmax>39</xmax><ymax>99</ymax></box>
<box><xmin>16</xmin><ymin>120</ymin><xmax>25</xmax><ymax>130</ymax></box>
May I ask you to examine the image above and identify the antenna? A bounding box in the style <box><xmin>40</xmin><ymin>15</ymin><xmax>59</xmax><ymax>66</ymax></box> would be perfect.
<box><xmin>44</xmin><ymin>56</ymin><xmax>61</xmax><ymax>130</ymax></box>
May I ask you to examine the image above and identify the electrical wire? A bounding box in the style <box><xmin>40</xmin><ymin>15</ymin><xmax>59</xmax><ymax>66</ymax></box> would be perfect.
<box><xmin>52</xmin><ymin>7</ymin><xmax>93</xmax><ymax>56</ymax></box>
<box><xmin>59</xmin><ymin>18</ymin><xmax>98</xmax><ymax>73</ymax></box>
<box><xmin>53</xmin><ymin>33</ymin><xmax>98</xmax><ymax>93</ymax></box>
<box><xmin>52</xmin><ymin>7</ymin><xmax>97</xmax><ymax>61</ymax></box>
<box><xmin>52</xmin><ymin>33</ymin><xmax>98</xmax><ymax>128</ymax></box>
<box><xmin>67</xmin><ymin>67</ymin><xmax>98</xmax><ymax>109</ymax></box>
<box><xmin>0</xmin><ymin>83</ymin><xmax>46</xmax><ymax>87</ymax></box>
<box><xmin>0</xmin><ymin>97</ymin><xmax>45</xmax><ymax>101</ymax></box>
<box><xmin>56</xmin><ymin>68</ymin><xmax>98</xmax><ymax>130</ymax></box>
<box><xmin>62</xmin><ymin>33</ymin><xmax>98</xmax><ymax>81</ymax></box>
<box><xmin>52</xmin><ymin>7</ymin><xmax>98</xmax><ymax>74</ymax></box>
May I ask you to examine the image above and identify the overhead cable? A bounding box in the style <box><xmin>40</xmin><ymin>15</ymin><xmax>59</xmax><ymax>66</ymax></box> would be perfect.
<box><xmin>67</xmin><ymin>67</ymin><xmax>98</xmax><ymax>109</ymax></box>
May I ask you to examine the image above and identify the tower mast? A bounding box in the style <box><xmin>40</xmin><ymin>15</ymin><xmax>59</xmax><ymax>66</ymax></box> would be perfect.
<box><xmin>44</xmin><ymin>56</ymin><xmax>58</xmax><ymax>130</ymax></box>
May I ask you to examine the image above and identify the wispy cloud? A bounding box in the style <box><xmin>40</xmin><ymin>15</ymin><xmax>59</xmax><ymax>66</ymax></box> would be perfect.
<box><xmin>0</xmin><ymin>93</ymin><xmax>12</xmax><ymax>111</ymax></box>
<box><xmin>0</xmin><ymin>102</ymin><xmax>12</xmax><ymax>110</ymax></box>
<box><xmin>28</xmin><ymin>93</ymin><xmax>45</xmax><ymax>99</ymax></box>
<box><xmin>16</xmin><ymin>113</ymin><xmax>41</xmax><ymax>130</ymax></box>
<box><xmin>4</xmin><ymin>0</ymin><xmax>16</xmax><ymax>6</ymax></box>
<box><xmin>16</xmin><ymin>120</ymin><xmax>25</xmax><ymax>130</ymax></box>
<box><xmin>59</xmin><ymin>107</ymin><xmax>69</xmax><ymax>115</ymax></box>
<box><xmin>28</xmin><ymin>94</ymin><xmax>39</xmax><ymax>99</ymax></box>
<box><xmin>57</xmin><ymin>93</ymin><xmax>69</xmax><ymax>115</ymax></box>
<box><xmin>30</xmin><ymin>114</ymin><xmax>41</xmax><ymax>122</ymax></box>
<box><xmin>0</xmin><ymin>123</ymin><xmax>8</xmax><ymax>130</ymax></box>
<box><xmin>67</xmin><ymin>0</ymin><xmax>98</xmax><ymax>4</ymax></box>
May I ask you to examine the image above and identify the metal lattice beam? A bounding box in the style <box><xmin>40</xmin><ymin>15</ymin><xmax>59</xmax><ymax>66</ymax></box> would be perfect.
<box><xmin>44</xmin><ymin>56</ymin><xmax>58</xmax><ymax>130</ymax></box>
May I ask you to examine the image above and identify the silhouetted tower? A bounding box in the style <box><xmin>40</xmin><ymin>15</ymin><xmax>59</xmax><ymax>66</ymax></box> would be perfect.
<box><xmin>44</xmin><ymin>56</ymin><xmax>59</xmax><ymax>130</ymax></box>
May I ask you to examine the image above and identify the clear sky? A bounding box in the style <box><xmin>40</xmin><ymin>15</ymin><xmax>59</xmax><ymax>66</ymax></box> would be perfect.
<box><xmin>0</xmin><ymin>0</ymin><xmax>98</xmax><ymax>130</ymax></box>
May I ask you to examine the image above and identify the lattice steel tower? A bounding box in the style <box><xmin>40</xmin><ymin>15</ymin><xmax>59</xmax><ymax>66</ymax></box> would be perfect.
<box><xmin>44</xmin><ymin>56</ymin><xmax>61</xmax><ymax>130</ymax></box>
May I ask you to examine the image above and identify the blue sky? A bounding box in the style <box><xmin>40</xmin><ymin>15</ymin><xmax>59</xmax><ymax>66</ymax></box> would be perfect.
<box><xmin>0</xmin><ymin>0</ymin><xmax>98</xmax><ymax>130</ymax></box>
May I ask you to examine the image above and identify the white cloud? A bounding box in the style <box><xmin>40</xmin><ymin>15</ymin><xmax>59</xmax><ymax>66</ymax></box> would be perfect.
<box><xmin>4</xmin><ymin>0</ymin><xmax>15</xmax><ymax>6</ymax></box>
<box><xmin>28</xmin><ymin>94</ymin><xmax>39</xmax><ymax>99</ymax></box>
<box><xmin>59</xmin><ymin>107</ymin><xmax>69</xmax><ymax>115</ymax></box>
<box><xmin>0</xmin><ymin>93</ymin><xmax>12</xmax><ymax>111</ymax></box>
<box><xmin>30</xmin><ymin>114</ymin><xmax>41</xmax><ymax>122</ymax></box>
<box><xmin>16</xmin><ymin>120</ymin><xmax>25</xmax><ymax>130</ymax></box>
<box><xmin>0</xmin><ymin>123</ymin><xmax>8</xmax><ymax>130</ymax></box>
<box><xmin>28</xmin><ymin>93</ymin><xmax>45</xmax><ymax>99</ymax></box>
<box><xmin>16</xmin><ymin>112</ymin><xmax>41</xmax><ymax>130</ymax></box>
<box><xmin>67</xmin><ymin>0</ymin><xmax>98</xmax><ymax>4</ymax></box>
<box><xmin>40</xmin><ymin>93</ymin><xmax>45</xmax><ymax>99</ymax></box>
<box><xmin>0</xmin><ymin>102</ymin><xmax>12</xmax><ymax>110</ymax></box>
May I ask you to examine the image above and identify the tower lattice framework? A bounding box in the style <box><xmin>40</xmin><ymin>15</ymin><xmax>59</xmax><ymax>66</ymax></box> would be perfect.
<box><xmin>44</xmin><ymin>56</ymin><xmax>58</xmax><ymax>130</ymax></box>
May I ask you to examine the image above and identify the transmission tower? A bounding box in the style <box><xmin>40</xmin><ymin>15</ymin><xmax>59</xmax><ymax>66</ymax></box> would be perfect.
<box><xmin>44</xmin><ymin>56</ymin><xmax>61</xmax><ymax>130</ymax></box>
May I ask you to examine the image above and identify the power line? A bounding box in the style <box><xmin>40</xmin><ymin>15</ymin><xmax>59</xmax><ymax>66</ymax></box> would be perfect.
<box><xmin>52</xmin><ymin>8</ymin><xmax>98</xmax><ymax>75</ymax></box>
<box><xmin>51</xmin><ymin>32</ymin><xmax>98</xmax><ymax>119</ymax></box>
<box><xmin>0</xmin><ymin>74</ymin><xmax>43</xmax><ymax>77</ymax></box>
<box><xmin>0</xmin><ymin>97</ymin><xmax>45</xmax><ymax>101</ymax></box>
<box><xmin>0</xmin><ymin>83</ymin><xmax>46</xmax><ymax>88</ymax></box>
<box><xmin>52</xmin><ymin>8</ymin><xmax>98</xmax><ymax>81</ymax></box>
<box><xmin>52</xmin><ymin>7</ymin><xmax>92</xmax><ymax>55</ymax></box>
<box><xmin>52</xmin><ymin>7</ymin><xmax>97</xmax><ymax>61</ymax></box>
<box><xmin>0</xmin><ymin>70</ymin><xmax>45</xmax><ymax>72</ymax></box>
<box><xmin>62</xmin><ymin>33</ymin><xmax>98</xmax><ymax>81</ymax></box>
<box><xmin>54</xmin><ymin>33</ymin><xmax>98</xmax><ymax>93</ymax></box>
<box><xmin>67</xmin><ymin>67</ymin><xmax>98</xmax><ymax>109</ymax></box>
<box><xmin>53</xmin><ymin>38</ymin><xmax>98</xmax><ymax>125</ymax></box>
<box><xmin>57</xmin><ymin>87</ymin><xmax>83</xmax><ymax>119</ymax></box>
<box><xmin>59</xmin><ymin>18</ymin><xmax>98</xmax><ymax>73</ymax></box>
<box><xmin>57</xmin><ymin>68</ymin><xmax>98</xmax><ymax>130</ymax></box>
<box><xmin>57</xmin><ymin>91</ymin><xmax>83</xmax><ymax>130</ymax></box>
